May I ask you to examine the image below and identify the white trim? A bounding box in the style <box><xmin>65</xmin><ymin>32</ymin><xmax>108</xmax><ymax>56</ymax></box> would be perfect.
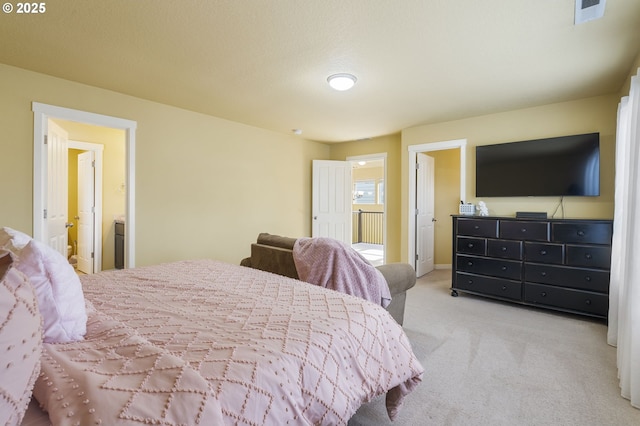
<box><xmin>32</xmin><ymin>102</ymin><xmax>137</xmax><ymax>268</ymax></box>
<box><xmin>68</xmin><ymin>140</ymin><xmax>104</xmax><ymax>273</ymax></box>
<box><xmin>408</xmin><ymin>139</ymin><xmax>467</xmax><ymax>274</ymax></box>
<box><xmin>435</xmin><ymin>264</ymin><xmax>453</xmax><ymax>270</ymax></box>
<box><xmin>347</xmin><ymin>152</ymin><xmax>388</xmax><ymax>264</ymax></box>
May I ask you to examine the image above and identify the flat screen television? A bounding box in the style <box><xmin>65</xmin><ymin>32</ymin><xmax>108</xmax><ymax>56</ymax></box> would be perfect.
<box><xmin>475</xmin><ymin>133</ymin><xmax>600</xmax><ymax>197</ymax></box>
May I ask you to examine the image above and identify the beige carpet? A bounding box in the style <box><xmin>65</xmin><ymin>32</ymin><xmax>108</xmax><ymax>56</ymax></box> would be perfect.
<box><xmin>349</xmin><ymin>269</ymin><xmax>640</xmax><ymax>426</ymax></box>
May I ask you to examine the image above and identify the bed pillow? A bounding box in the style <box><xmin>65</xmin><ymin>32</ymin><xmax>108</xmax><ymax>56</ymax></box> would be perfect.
<box><xmin>0</xmin><ymin>226</ymin><xmax>32</xmax><ymax>252</ymax></box>
<box><xmin>0</xmin><ymin>250</ymin><xmax>43</xmax><ymax>426</ymax></box>
<box><xmin>16</xmin><ymin>239</ymin><xmax>87</xmax><ymax>343</ymax></box>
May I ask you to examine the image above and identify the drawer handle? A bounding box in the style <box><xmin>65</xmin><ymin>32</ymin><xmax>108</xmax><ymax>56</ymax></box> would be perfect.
<box><xmin>501</xmin><ymin>246</ymin><xmax>507</xmax><ymax>252</ymax></box>
<box><xmin>585</xmin><ymin>253</ymin><xmax>592</xmax><ymax>260</ymax></box>
<box><xmin>467</xmin><ymin>280</ymin><xmax>473</xmax><ymax>285</ymax></box>
<box><xmin>585</xmin><ymin>299</ymin><xmax>592</xmax><ymax>305</ymax></box>
<box><xmin>585</xmin><ymin>276</ymin><xmax>592</xmax><ymax>282</ymax></box>
<box><xmin>501</xmin><ymin>286</ymin><xmax>507</xmax><ymax>291</ymax></box>
<box><xmin>540</xmin><ymin>292</ymin><xmax>547</xmax><ymax>297</ymax></box>
<box><xmin>577</xmin><ymin>230</ymin><xmax>585</xmax><ymax>237</ymax></box>
<box><xmin>474</xmin><ymin>225</ymin><xmax>480</xmax><ymax>230</ymax></box>
<box><xmin>540</xmin><ymin>250</ymin><xmax>547</xmax><ymax>255</ymax></box>
<box><xmin>467</xmin><ymin>261</ymin><xmax>473</xmax><ymax>266</ymax></box>
<box><xmin>467</xmin><ymin>243</ymin><xmax>474</xmax><ymax>248</ymax></box>
<box><xmin>501</xmin><ymin>266</ymin><xmax>507</xmax><ymax>271</ymax></box>
<box><xmin>541</xmin><ymin>272</ymin><xmax>547</xmax><ymax>277</ymax></box>
<box><xmin>521</xmin><ymin>228</ymin><xmax>527</xmax><ymax>233</ymax></box>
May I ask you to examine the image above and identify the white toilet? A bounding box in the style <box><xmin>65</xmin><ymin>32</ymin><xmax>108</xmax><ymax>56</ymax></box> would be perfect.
<box><xmin>67</xmin><ymin>245</ymin><xmax>78</xmax><ymax>268</ymax></box>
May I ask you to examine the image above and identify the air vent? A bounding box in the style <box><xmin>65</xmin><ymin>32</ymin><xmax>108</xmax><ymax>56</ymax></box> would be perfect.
<box><xmin>575</xmin><ymin>0</ymin><xmax>606</xmax><ymax>25</ymax></box>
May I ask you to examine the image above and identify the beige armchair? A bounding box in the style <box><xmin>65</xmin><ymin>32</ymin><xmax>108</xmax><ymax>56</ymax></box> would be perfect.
<box><xmin>240</xmin><ymin>233</ymin><xmax>416</xmax><ymax>325</ymax></box>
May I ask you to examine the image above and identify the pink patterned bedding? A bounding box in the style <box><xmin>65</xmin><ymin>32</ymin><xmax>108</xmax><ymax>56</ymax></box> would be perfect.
<box><xmin>32</xmin><ymin>260</ymin><xmax>423</xmax><ymax>425</ymax></box>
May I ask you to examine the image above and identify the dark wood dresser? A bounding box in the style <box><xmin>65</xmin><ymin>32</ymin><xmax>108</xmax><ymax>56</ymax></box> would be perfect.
<box><xmin>451</xmin><ymin>215</ymin><xmax>613</xmax><ymax>320</ymax></box>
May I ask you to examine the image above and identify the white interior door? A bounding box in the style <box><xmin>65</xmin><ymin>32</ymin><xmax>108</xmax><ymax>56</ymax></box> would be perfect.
<box><xmin>77</xmin><ymin>151</ymin><xmax>95</xmax><ymax>274</ymax></box>
<box><xmin>312</xmin><ymin>160</ymin><xmax>352</xmax><ymax>244</ymax></box>
<box><xmin>46</xmin><ymin>119</ymin><xmax>69</xmax><ymax>257</ymax></box>
<box><xmin>416</xmin><ymin>153</ymin><xmax>435</xmax><ymax>276</ymax></box>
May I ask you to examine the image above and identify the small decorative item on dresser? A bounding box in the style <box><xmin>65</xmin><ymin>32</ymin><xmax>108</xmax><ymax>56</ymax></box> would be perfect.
<box><xmin>477</xmin><ymin>201</ymin><xmax>489</xmax><ymax>216</ymax></box>
<box><xmin>459</xmin><ymin>202</ymin><xmax>476</xmax><ymax>216</ymax></box>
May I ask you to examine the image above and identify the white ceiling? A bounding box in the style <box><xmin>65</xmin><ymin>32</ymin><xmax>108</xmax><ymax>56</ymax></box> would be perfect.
<box><xmin>1</xmin><ymin>0</ymin><xmax>639</xmax><ymax>143</ymax></box>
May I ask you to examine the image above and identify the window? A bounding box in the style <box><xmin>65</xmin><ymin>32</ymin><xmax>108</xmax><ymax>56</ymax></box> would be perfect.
<box><xmin>353</xmin><ymin>180</ymin><xmax>376</xmax><ymax>204</ymax></box>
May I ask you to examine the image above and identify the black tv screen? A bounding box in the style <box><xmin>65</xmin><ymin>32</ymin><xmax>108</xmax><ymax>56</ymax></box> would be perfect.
<box><xmin>475</xmin><ymin>133</ymin><xmax>600</xmax><ymax>197</ymax></box>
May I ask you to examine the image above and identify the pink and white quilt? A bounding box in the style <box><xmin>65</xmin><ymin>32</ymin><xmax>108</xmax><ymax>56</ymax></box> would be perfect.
<box><xmin>32</xmin><ymin>260</ymin><xmax>423</xmax><ymax>425</ymax></box>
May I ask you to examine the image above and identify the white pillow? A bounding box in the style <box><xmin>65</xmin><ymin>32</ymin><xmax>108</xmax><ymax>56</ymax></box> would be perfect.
<box><xmin>16</xmin><ymin>240</ymin><xmax>87</xmax><ymax>343</ymax></box>
<box><xmin>0</xmin><ymin>227</ymin><xmax>32</xmax><ymax>252</ymax></box>
<box><xmin>0</xmin><ymin>250</ymin><xmax>43</xmax><ymax>426</ymax></box>
<box><xmin>1</xmin><ymin>227</ymin><xmax>87</xmax><ymax>343</ymax></box>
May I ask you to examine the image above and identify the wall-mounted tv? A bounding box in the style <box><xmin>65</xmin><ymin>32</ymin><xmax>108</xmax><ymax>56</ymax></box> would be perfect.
<box><xmin>475</xmin><ymin>133</ymin><xmax>600</xmax><ymax>197</ymax></box>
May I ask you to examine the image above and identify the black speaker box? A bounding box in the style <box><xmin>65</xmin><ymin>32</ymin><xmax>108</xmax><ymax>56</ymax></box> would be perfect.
<box><xmin>516</xmin><ymin>211</ymin><xmax>547</xmax><ymax>219</ymax></box>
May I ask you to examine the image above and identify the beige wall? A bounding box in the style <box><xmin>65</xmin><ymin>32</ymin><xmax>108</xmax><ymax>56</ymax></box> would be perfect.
<box><xmin>0</xmin><ymin>63</ymin><xmax>330</xmax><ymax>266</ymax></box>
<box><xmin>63</xmin><ymin>120</ymin><xmax>126</xmax><ymax>270</ymax></box>
<box><xmin>330</xmin><ymin>134</ymin><xmax>402</xmax><ymax>262</ymax></box>
<box><xmin>400</xmin><ymin>94</ymin><xmax>619</xmax><ymax>263</ymax></box>
<box><xmin>430</xmin><ymin>149</ymin><xmax>460</xmax><ymax>266</ymax></box>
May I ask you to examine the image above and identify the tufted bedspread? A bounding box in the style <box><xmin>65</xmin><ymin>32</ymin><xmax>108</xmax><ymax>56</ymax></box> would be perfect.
<box><xmin>32</xmin><ymin>260</ymin><xmax>423</xmax><ymax>425</ymax></box>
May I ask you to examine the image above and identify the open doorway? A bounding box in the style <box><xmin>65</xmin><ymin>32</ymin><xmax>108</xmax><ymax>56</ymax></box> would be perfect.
<box><xmin>408</xmin><ymin>140</ymin><xmax>467</xmax><ymax>276</ymax></box>
<box><xmin>32</xmin><ymin>102</ymin><xmax>137</xmax><ymax>269</ymax></box>
<box><xmin>348</xmin><ymin>154</ymin><xmax>387</xmax><ymax>266</ymax></box>
<box><xmin>67</xmin><ymin>139</ymin><xmax>104</xmax><ymax>274</ymax></box>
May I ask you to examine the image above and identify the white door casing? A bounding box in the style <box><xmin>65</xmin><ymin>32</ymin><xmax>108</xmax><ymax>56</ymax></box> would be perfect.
<box><xmin>408</xmin><ymin>139</ymin><xmax>467</xmax><ymax>275</ymax></box>
<box><xmin>32</xmin><ymin>102</ymin><xmax>137</xmax><ymax>269</ymax></box>
<box><xmin>416</xmin><ymin>153</ymin><xmax>435</xmax><ymax>276</ymax></box>
<box><xmin>312</xmin><ymin>160</ymin><xmax>352</xmax><ymax>244</ymax></box>
<box><xmin>46</xmin><ymin>119</ymin><xmax>69</xmax><ymax>257</ymax></box>
<box><xmin>77</xmin><ymin>150</ymin><xmax>94</xmax><ymax>274</ymax></box>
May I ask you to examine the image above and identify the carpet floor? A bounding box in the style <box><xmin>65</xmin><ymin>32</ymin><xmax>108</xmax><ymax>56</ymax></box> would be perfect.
<box><xmin>348</xmin><ymin>268</ymin><xmax>640</xmax><ymax>426</ymax></box>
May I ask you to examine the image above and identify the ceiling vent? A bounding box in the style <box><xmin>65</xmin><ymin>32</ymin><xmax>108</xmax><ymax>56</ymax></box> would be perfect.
<box><xmin>575</xmin><ymin>0</ymin><xmax>606</xmax><ymax>25</ymax></box>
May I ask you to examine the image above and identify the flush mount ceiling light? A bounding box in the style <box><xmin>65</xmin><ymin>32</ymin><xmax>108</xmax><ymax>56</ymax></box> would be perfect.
<box><xmin>327</xmin><ymin>73</ymin><xmax>357</xmax><ymax>91</ymax></box>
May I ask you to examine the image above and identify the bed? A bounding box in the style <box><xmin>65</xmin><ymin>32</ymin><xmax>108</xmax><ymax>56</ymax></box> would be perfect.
<box><xmin>1</xmin><ymin>230</ymin><xmax>423</xmax><ymax>425</ymax></box>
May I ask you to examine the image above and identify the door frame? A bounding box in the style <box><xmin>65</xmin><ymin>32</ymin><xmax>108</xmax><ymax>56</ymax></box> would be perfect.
<box><xmin>408</xmin><ymin>139</ymin><xmax>467</xmax><ymax>274</ymax></box>
<box><xmin>347</xmin><ymin>152</ymin><xmax>387</xmax><ymax>264</ymax></box>
<box><xmin>32</xmin><ymin>102</ymin><xmax>137</xmax><ymax>268</ymax></box>
<box><xmin>69</xmin><ymin>140</ymin><xmax>104</xmax><ymax>273</ymax></box>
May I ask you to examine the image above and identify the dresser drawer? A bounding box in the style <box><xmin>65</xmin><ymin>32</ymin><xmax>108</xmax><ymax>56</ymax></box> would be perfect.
<box><xmin>455</xmin><ymin>272</ymin><xmax>521</xmax><ymax>301</ymax></box>
<box><xmin>487</xmin><ymin>239</ymin><xmax>522</xmax><ymax>260</ymax></box>
<box><xmin>524</xmin><ymin>242</ymin><xmax>564</xmax><ymax>264</ymax></box>
<box><xmin>524</xmin><ymin>264</ymin><xmax>609</xmax><ymax>293</ymax></box>
<box><xmin>499</xmin><ymin>220</ymin><xmax>549</xmax><ymax>241</ymax></box>
<box><xmin>457</xmin><ymin>237</ymin><xmax>486</xmax><ymax>255</ymax></box>
<box><xmin>457</xmin><ymin>255</ymin><xmax>522</xmax><ymax>280</ymax></box>
<box><xmin>457</xmin><ymin>218</ymin><xmax>498</xmax><ymax>238</ymax></box>
<box><xmin>524</xmin><ymin>283</ymin><xmax>608</xmax><ymax>317</ymax></box>
<box><xmin>552</xmin><ymin>222</ymin><xmax>612</xmax><ymax>245</ymax></box>
<box><xmin>566</xmin><ymin>245</ymin><xmax>611</xmax><ymax>269</ymax></box>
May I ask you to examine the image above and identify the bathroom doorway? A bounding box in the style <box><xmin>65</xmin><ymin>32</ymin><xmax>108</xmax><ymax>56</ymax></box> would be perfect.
<box><xmin>32</xmin><ymin>102</ymin><xmax>137</xmax><ymax>269</ymax></box>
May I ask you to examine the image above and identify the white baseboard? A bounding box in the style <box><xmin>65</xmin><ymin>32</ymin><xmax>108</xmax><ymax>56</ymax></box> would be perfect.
<box><xmin>435</xmin><ymin>264</ymin><xmax>452</xmax><ymax>270</ymax></box>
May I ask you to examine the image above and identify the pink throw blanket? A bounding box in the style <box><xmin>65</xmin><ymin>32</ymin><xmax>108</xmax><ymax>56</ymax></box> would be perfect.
<box><xmin>293</xmin><ymin>237</ymin><xmax>392</xmax><ymax>308</ymax></box>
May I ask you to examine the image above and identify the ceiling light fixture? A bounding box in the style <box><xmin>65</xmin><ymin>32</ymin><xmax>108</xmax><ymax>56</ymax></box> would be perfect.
<box><xmin>327</xmin><ymin>73</ymin><xmax>357</xmax><ymax>91</ymax></box>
